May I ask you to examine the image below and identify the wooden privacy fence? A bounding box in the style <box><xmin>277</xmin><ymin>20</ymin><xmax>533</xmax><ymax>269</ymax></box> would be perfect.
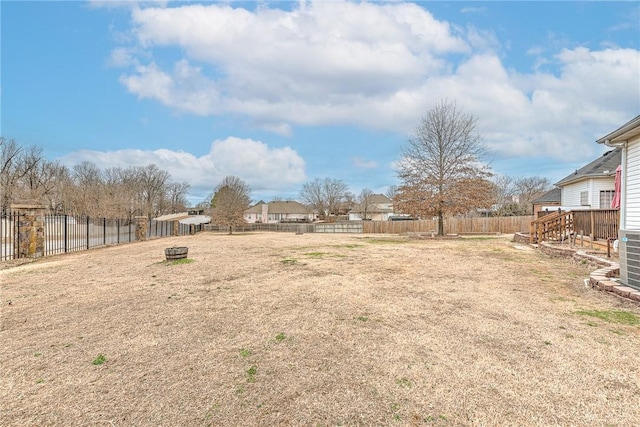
<box><xmin>363</xmin><ymin>216</ymin><xmax>533</xmax><ymax>235</ymax></box>
<box><xmin>205</xmin><ymin>217</ymin><xmax>531</xmax><ymax>235</ymax></box>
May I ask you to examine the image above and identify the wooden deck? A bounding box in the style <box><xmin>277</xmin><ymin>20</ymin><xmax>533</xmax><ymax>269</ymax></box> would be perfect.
<box><xmin>530</xmin><ymin>209</ymin><xmax>620</xmax><ymax>246</ymax></box>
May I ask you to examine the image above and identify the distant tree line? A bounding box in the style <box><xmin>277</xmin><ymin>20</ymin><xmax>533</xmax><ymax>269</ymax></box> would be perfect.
<box><xmin>1</xmin><ymin>137</ymin><xmax>190</xmax><ymax>219</ymax></box>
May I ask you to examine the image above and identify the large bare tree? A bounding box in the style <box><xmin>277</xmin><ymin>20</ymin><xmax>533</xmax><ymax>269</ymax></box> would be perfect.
<box><xmin>299</xmin><ymin>177</ymin><xmax>348</xmax><ymax>220</ymax></box>
<box><xmin>210</xmin><ymin>176</ymin><xmax>251</xmax><ymax>234</ymax></box>
<box><xmin>395</xmin><ymin>100</ymin><xmax>493</xmax><ymax>235</ymax></box>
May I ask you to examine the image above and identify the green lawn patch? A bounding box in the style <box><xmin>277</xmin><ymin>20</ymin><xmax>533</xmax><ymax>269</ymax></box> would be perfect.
<box><xmin>575</xmin><ymin>309</ymin><xmax>639</xmax><ymax>326</ymax></box>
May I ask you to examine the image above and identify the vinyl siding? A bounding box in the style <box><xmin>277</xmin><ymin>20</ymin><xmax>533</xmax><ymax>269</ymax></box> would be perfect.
<box><xmin>561</xmin><ymin>181</ymin><xmax>590</xmax><ymax>208</ymax></box>
<box><xmin>626</xmin><ymin>137</ymin><xmax>640</xmax><ymax>230</ymax></box>
<box><xmin>561</xmin><ymin>178</ymin><xmax>615</xmax><ymax>209</ymax></box>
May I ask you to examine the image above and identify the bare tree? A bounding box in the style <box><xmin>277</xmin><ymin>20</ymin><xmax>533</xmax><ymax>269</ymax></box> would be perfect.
<box><xmin>166</xmin><ymin>181</ymin><xmax>190</xmax><ymax>213</ymax></box>
<box><xmin>514</xmin><ymin>176</ymin><xmax>552</xmax><ymax>215</ymax></box>
<box><xmin>138</xmin><ymin>164</ymin><xmax>170</xmax><ymax>218</ymax></box>
<box><xmin>385</xmin><ymin>185</ymin><xmax>398</xmax><ymax>201</ymax></box>
<box><xmin>210</xmin><ymin>176</ymin><xmax>251</xmax><ymax>234</ymax></box>
<box><xmin>71</xmin><ymin>161</ymin><xmax>104</xmax><ymax>216</ymax></box>
<box><xmin>1</xmin><ymin>139</ymin><xmax>189</xmax><ymax>219</ymax></box>
<box><xmin>0</xmin><ymin>138</ymin><xmax>44</xmax><ymax>210</ymax></box>
<box><xmin>300</xmin><ymin>177</ymin><xmax>348</xmax><ymax>220</ymax></box>
<box><xmin>395</xmin><ymin>100</ymin><xmax>493</xmax><ymax>235</ymax></box>
<box><xmin>490</xmin><ymin>176</ymin><xmax>520</xmax><ymax>216</ymax></box>
<box><xmin>357</xmin><ymin>188</ymin><xmax>375</xmax><ymax>220</ymax></box>
<box><xmin>342</xmin><ymin>191</ymin><xmax>356</xmax><ymax>214</ymax></box>
<box><xmin>26</xmin><ymin>160</ymin><xmax>69</xmax><ymax>212</ymax></box>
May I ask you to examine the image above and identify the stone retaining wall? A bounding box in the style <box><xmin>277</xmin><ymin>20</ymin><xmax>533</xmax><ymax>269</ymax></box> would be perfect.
<box><xmin>513</xmin><ymin>232</ymin><xmax>529</xmax><ymax>244</ymax></box>
<box><xmin>512</xmin><ymin>234</ymin><xmax>639</xmax><ymax>304</ymax></box>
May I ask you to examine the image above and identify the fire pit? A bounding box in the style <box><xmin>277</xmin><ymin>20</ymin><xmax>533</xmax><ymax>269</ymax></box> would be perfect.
<box><xmin>165</xmin><ymin>246</ymin><xmax>188</xmax><ymax>261</ymax></box>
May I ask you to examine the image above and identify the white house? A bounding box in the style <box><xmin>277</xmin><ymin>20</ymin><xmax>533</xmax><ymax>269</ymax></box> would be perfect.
<box><xmin>554</xmin><ymin>148</ymin><xmax>621</xmax><ymax>210</ymax></box>
<box><xmin>244</xmin><ymin>200</ymin><xmax>316</xmax><ymax>224</ymax></box>
<box><xmin>597</xmin><ymin>115</ymin><xmax>640</xmax><ymax>291</ymax></box>
<box><xmin>348</xmin><ymin>194</ymin><xmax>394</xmax><ymax>221</ymax></box>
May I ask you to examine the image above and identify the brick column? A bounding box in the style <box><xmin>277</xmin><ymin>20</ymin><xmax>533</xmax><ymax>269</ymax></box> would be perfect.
<box><xmin>11</xmin><ymin>204</ymin><xmax>46</xmax><ymax>259</ymax></box>
<box><xmin>173</xmin><ymin>220</ymin><xmax>180</xmax><ymax>236</ymax></box>
<box><xmin>135</xmin><ymin>216</ymin><xmax>148</xmax><ymax>241</ymax></box>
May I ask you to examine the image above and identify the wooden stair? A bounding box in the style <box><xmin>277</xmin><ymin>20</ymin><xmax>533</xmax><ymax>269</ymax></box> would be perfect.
<box><xmin>530</xmin><ymin>210</ymin><xmax>574</xmax><ymax>244</ymax></box>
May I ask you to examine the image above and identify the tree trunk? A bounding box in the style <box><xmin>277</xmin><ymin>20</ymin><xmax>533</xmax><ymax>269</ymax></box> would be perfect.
<box><xmin>437</xmin><ymin>210</ymin><xmax>444</xmax><ymax>236</ymax></box>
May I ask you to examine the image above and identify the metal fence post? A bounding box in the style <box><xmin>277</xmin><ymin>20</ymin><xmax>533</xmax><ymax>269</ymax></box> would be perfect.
<box><xmin>86</xmin><ymin>216</ymin><xmax>90</xmax><ymax>250</ymax></box>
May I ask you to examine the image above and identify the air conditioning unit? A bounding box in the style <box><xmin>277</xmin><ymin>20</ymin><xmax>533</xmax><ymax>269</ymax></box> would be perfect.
<box><xmin>618</xmin><ymin>229</ymin><xmax>640</xmax><ymax>290</ymax></box>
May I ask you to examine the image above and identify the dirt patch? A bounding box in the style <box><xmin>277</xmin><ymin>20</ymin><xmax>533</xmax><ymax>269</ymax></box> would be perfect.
<box><xmin>1</xmin><ymin>233</ymin><xmax>639</xmax><ymax>426</ymax></box>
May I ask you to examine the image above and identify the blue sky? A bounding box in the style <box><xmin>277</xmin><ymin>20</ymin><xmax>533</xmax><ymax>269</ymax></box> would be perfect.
<box><xmin>2</xmin><ymin>1</ymin><xmax>639</xmax><ymax>204</ymax></box>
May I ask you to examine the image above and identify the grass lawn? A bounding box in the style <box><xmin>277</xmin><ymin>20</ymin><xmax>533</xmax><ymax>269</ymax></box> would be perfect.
<box><xmin>1</xmin><ymin>232</ymin><xmax>639</xmax><ymax>426</ymax></box>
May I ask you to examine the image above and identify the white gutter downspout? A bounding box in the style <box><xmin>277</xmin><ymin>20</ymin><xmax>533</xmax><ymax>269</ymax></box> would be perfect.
<box><xmin>621</xmin><ymin>142</ymin><xmax>628</xmax><ymax>229</ymax></box>
<box><xmin>604</xmin><ymin>139</ymin><xmax>627</xmax><ymax>228</ymax></box>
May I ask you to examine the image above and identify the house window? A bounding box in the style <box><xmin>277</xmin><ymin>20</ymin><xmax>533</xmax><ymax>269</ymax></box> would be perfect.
<box><xmin>580</xmin><ymin>191</ymin><xmax>589</xmax><ymax>206</ymax></box>
<box><xmin>599</xmin><ymin>190</ymin><xmax>615</xmax><ymax>209</ymax></box>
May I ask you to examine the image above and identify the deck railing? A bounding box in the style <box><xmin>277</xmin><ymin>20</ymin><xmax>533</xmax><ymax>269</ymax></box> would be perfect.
<box><xmin>530</xmin><ymin>210</ymin><xmax>573</xmax><ymax>244</ymax></box>
<box><xmin>572</xmin><ymin>209</ymin><xmax>620</xmax><ymax>241</ymax></box>
<box><xmin>530</xmin><ymin>209</ymin><xmax>620</xmax><ymax>244</ymax></box>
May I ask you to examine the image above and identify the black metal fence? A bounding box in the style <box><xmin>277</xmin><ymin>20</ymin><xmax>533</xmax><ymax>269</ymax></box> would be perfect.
<box><xmin>1</xmin><ymin>211</ymin><xmax>21</xmax><ymax>261</ymax></box>
<box><xmin>0</xmin><ymin>213</ymin><xmax>206</xmax><ymax>262</ymax></box>
<box><xmin>44</xmin><ymin>216</ymin><xmax>138</xmax><ymax>256</ymax></box>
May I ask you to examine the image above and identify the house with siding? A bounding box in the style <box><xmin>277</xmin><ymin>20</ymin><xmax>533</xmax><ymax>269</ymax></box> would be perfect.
<box><xmin>348</xmin><ymin>194</ymin><xmax>394</xmax><ymax>221</ymax></box>
<box><xmin>597</xmin><ymin>115</ymin><xmax>640</xmax><ymax>290</ymax></box>
<box><xmin>554</xmin><ymin>148</ymin><xmax>621</xmax><ymax>210</ymax></box>
<box><xmin>244</xmin><ymin>200</ymin><xmax>316</xmax><ymax>224</ymax></box>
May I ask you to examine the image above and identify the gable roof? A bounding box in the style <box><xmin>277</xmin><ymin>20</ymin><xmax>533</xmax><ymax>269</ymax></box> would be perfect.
<box><xmin>351</xmin><ymin>193</ymin><xmax>394</xmax><ymax>213</ymax></box>
<box><xmin>266</xmin><ymin>200</ymin><xmax>311</xmax><ymax>214</ymax></box>
<box><xmin>596</xmin><ymin>115</ymin><xmax>640</xmax><ymax>146</ymax></box>
<box><xmin>368</xmin><ymin>194</ymin><xmax>392</xmax><ymax>204</ymax></box>
<box><xmin>245</xmin><ymin>201</ymin><xmax>265</xmax><ymax>214</ymax></box>
<box><xmin>532</xmin><ymin>187</ymin><xmax>561</xmax><ymax>204</ymax></box>
<box><xmin>555</xmin><ymin>148</ymin><xmax>621</xmax><ymax>187</ymax></box>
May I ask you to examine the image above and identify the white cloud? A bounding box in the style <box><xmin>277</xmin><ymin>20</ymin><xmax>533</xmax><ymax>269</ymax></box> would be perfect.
<box><xmin>461</xmin><ymin>7</ymin><xmax>486</xmax><ymax>14</ymax></box>
<box><xmin>352</xmin><ymin>157</ymin><xmax>378</xmax><ymax>169</ymax></box>
<box><xmin>60</xmin><ymin>137</ymin><xmax>306</xmax><ymax>201</ymax></box>
<box><xmin>89</xmin><ymin>0</ymin><xmax>168</xmax><ymax>10</ymax></box>
<box><xmin>107</xmin><ymin>47</ymin><xmax>139</xmax><ymax>67</ymax></box>
<box><xmin>117</xmin><ymin>1</ymin><xmax>468</xmax><ymax>131</ymax></box>
<box><xmin>112</xmin><ymin>1</ymin><xmax>639</xmax><ymax>164</ymax></box>
<box><xmin>120</xmin><ymin>60</ymin><xmax>220</xmax><ymax>115</ymax></box>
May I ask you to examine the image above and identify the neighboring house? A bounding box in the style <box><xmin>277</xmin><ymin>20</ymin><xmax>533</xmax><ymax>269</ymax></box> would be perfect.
<box><xmin>244</xmin><ymin>200</ymin><xmax>265</xmax><ymax>223</ymax></box>
<box><xmin>244</xmin><ymin>200</ymin><xmax>316</xmax><ymax>224</ymax></box>
<box><xmin>348</xmin><ymin>194</ymin><xmax>394</xmax><ymax>221</ymax></box>
<box><xmin>532</xmin><ymin>187</ymin><xmax>562</xmax><ymax>218</ymax></box>
<box><xmin>555</xmin><ymin>148</ymin><xmax>621</xmax><ymax>210</ymax></box>
<box><xmin>597</xmin><ymin>115</ymin><xmax>640</xmax><ymax>291</ymax></box>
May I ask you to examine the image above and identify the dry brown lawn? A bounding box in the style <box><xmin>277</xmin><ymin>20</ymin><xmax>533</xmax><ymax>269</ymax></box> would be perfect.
<box><xmin>1</xmin><ymin>232</ymin><xmax>639</xmax><ymax>426</ymax></box>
